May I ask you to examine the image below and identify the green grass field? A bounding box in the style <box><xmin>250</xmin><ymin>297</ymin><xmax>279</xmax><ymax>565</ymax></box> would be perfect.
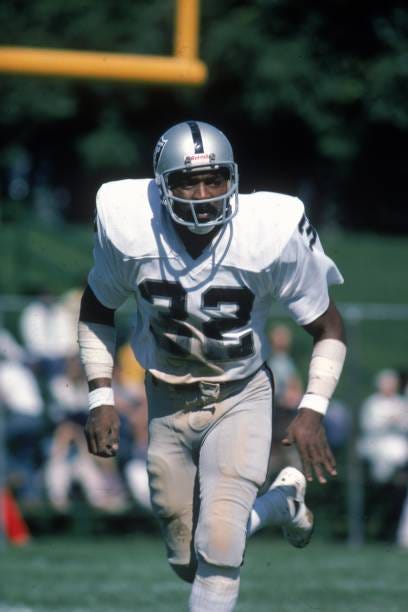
<box><xmin>1</xmin><ymin>534</ymin><xmax>407</xmax><ymax>611</ymax></box>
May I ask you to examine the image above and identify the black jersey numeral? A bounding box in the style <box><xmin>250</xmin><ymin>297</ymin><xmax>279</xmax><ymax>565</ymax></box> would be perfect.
<box><xmin>138</xmin><ymin>280</ymin><xmax>255</xmax><ymax>361</ymax></box>
<box><xmin>202</xmin><ymin>286</ymin><xmax>255</xmax><ymax>360</ymax></box>
<box><xmin>139</xmin><ymin>279</ymin><xmax>192</xmax><ymax>357</ymax></box>
<box><xmin>298</xmin><ymin>214</ymin><xmax>317</xmax><ymax>251</ymax></box>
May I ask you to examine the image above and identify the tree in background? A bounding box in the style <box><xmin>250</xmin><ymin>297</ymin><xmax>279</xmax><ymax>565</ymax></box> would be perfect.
<box><xmin>0</xmin><ymin>0</ymin><xmax>407</xmax><ymax>231</ymax></box>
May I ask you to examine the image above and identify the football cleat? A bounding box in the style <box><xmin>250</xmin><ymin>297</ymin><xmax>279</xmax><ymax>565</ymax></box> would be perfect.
<box><xmin>270</xmin><ymin>466</ymin><xmax>314</xmax><ymax>548</ymax></box>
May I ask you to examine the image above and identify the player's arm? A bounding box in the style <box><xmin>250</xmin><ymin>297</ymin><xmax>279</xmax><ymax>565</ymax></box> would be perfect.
<box><xmin>282</xmin><ymin>299</ymin><xmax>347</xmax><ymax>484</ymax></box>
<box><xmin>78</xmin><ymin>284</ymin><xmax>120</xmax><ymax>458</ymax></box>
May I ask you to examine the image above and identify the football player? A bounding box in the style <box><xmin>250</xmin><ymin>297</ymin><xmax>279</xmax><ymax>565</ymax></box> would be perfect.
<box><xmin>78</xmin><ymin>121</ymin><xmax>347</xmax><ymax>611</ymax></box>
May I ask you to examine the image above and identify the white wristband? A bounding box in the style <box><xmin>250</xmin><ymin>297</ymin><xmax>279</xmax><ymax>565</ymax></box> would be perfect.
<box><xmin>299</xmin><ymin>393</ymin><xmax>329</xmax><ymax>416</ymax></box>
<box><xmin>78</xmin><ymin>321</ymin><xmax>116</xmax><ymax>382</ymax></box>
<box><xmin>306</xmin><ymin>339</ymin><xmax>346</xmax><ymax>398</ymax></box>
<box><xmin>88</xmin><ymin>387</ymin><xmax>115</xmax><ymax>411</ymax></box>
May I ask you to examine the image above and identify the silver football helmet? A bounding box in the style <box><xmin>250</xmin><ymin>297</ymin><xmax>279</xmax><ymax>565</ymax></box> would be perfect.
<box><xmin>153</xmin><ymin>121</ymin><xmax>239</xmax><ymax>234</ymax></box>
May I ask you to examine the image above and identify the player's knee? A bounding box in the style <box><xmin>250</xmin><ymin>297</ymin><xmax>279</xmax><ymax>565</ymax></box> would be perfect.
<box><xmin>169</xmin><ymin>561</ymin><xmax>196</xmax><ymax>583</ymax></box>
<box><xmin>195</xmin><ymin>515</ymin><xmax>246</xmax><ymax>568</ymax></box>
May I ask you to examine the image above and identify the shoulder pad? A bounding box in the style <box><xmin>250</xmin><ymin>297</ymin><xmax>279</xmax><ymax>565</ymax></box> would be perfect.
<box><xmin>95</xmin><ymin>179</ymin><xmax>162</xmax><ymax>258</ymax></box>
<box><xmin>225</xmin><ymin>191</ymin><xmax>305</xmax><ymax>271</ymax></box>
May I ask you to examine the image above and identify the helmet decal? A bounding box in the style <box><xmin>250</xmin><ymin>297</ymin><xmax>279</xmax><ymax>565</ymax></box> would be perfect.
<box><xmin>153</xmin><ymin>137</ymin><xmax>168</xmax><ymax>173</ymax></box>
<box><xmin>187</xmin><ymin>120</ymin><xmax>204</xmax><ymax>154</ymax></box>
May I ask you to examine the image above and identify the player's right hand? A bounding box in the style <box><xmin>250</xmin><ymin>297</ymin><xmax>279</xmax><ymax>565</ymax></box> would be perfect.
<box><xmin>84</xmin><ymin>405</ymin><xmax>120</xmax><ymax>457</ymax></box>
<box><xmin>281</xmin><ymin>408</ymin><xmax>337</xmax><ymax>484</ymax></box>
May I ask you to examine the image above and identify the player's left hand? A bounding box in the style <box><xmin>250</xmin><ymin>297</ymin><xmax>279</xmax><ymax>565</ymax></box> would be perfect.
<box><xmin>281</xmin><ymin>408</ymin><xmax>337</xmax><ymax>484</ymax></box>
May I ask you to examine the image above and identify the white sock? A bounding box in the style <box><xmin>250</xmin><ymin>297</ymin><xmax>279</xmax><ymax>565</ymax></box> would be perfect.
<box><xmin>189</xmin><ymin>560</ymin><xmax>240</xmax><ymax>612</ymax></box>
<box><xmin>247</xmin><ymin>487</ymin><xmax>295</xmax><ymax>536</ymax></box>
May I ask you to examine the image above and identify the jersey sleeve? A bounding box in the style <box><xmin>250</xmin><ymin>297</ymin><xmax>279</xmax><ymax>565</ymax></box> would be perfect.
<box><xmin>87</xmin><ymin>187</ymin><xmax>132</xmax><ymax>309</ymax></box>
<box><xmin>271</xmin><ymin>221</ymin><xmax>344</xmax><ymax>325</ymax></box>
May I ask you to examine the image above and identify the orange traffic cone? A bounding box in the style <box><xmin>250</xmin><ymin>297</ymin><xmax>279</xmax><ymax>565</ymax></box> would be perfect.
<box><xmin>1</xmin><ymin>488</ymin><xmax>31</xmax><ymax>545</ymax></box>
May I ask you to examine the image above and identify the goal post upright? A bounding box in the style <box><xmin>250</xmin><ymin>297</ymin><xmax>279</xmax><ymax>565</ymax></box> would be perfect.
<box><xmin>0</xmin><ymin>0</ymin><xmax>207</xmax><ymax>86</ymax></box>
<box><xmin>174</xmin><ymin>0</ymin><xmax>200</xmax><ymax>60</ymax></box>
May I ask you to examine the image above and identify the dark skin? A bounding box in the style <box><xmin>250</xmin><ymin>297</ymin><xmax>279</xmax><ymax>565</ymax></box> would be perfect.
<box><xmin>169</xmin><ymin>170</ymin><xmax>228</xmax><ymax>258</ymax></box>
<box><xmin>81</xmin><ymin>171</ymin><xmax>347</xmax><ymax>483</ymax></box>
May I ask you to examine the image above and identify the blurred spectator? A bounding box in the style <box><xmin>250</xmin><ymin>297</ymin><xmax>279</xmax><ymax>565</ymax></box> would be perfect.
<box><xmin>44</xmin><ymin>420</ymin><xmax>127</xmax><ymax>512</ymax></box>
<box><xmin>0</xmin><ymin>333</ymin><xmax>45</xmax><ymax>504</ymax></box>
<box><xmin>267</xmin><ymin>324</ymin><xmax>303</xmax><ymax>473</ymax></box>
<box><xmin>0</xmin><ymin>328</ymin><xmax>28</xmax><ymax>363</ymax></box>
<box><xmin>358</xmin><ymin>368</ymin><xmax>408</xmax><ymax>547</ymax></box>
<box><xmin>48</xmin><ymin>354</ymin><xmax>88</xmax><ymax>425</ymax></box>
<box><xmin>19</xmin><ymin>287</ymin><xmax>79</xmax><ymax>380</ymax></box>
<box><xmin>1</xmin><ymin>322</ymin><xmax>151</xmax><ymax>515</ymax></box>
<box><xmin>266</xmin><ymin>324</ymin><xmax>298</xmax><ymax>400</ymax></box>
<box><xmin>58</xmin><ymin>287</ymin><xmax>83</xmax><ymax>356</ymax></box>
<box><xmin>267</xmin><ymin>324</ymin><xmax>350</xmax><ymax>473</ymax></box>
<box><xmin>323</xmin><ymin>399</ymin><xmax>352</xmax><ymax>451</ymax></box>
<box><xmin>114</xmin><ymin>343</ymin><xmax>151</xmax><ymax>512</ymax></box>
<box><xmin>358</xmin><ymin>369</ymin><xmax>408</xmax><ymax>483</ymax></box>
<box><xmin>44</xmin><ymin>355</ymin><xmax>127</xmax><ymax>512</ymax></box>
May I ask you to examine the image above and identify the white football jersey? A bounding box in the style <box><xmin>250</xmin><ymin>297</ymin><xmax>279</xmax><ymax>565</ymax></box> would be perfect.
<box><xmin>88</xmin><ymin>179</ymin><xmax>343</xmax><ymax>383</ymax></box>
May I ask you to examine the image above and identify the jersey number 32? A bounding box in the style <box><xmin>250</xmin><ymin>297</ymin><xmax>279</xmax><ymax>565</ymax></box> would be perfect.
<box><xmin>139</xmin><ymin>279</ymin><xmax>255</xmax><ymax>362</ymax></box>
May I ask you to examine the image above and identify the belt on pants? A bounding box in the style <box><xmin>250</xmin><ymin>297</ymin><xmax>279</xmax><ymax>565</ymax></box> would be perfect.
<box><xmin>148</xmin><ymin>363</ymin><xmax>266</xmax><ymax>399</ymax></box>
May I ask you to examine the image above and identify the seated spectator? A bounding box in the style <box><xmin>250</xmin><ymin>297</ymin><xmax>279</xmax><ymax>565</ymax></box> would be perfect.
<box><xmin>0</xmin><ymin>337</ymin><xmax>45</xmax><ymax>504</ymax></box>
<box><xmin>19</xmin><ymin>287</ymin><xmax>79</xmax><ymax>380</ymax></box>
<box><xmin>323</xmin><ymin>398</ymin><xmax>351</xmax><ymax>451</ymax></box>
<box><xmin>266</xmin><ymin>324</ymin><xmax>298</xmax><ymax>400</ymax></box>
<box><xmin>115</xmin><ymin>342</ymin><xmax>146</xmax><ymax>400</ymax></box>
<box><xmin>44</xmin><ymin>419</ymin><xmax>127</xmax><ymax>512</ymax></box>
<box><xmin>0</xmin><ymin>328</ymin><xmax>28</xmax><ymax>363</ymax></box>
<box><xmin>114</xmin><ymin>344</ymin><xmax>151</xmax><ymax>512</ymax></box>
<box><xmin>48</xmin><ymin>354</ymin><xmax>89</xmax><ymax>425</ymax></box>
<box><xmin>359</xmin><ymin>369</ymin><xmax>408</xmax><ymax>483</ymax></box>
<box><xmin>44</xmin><ymin>355</ymin><xmax>127</xmax><ymax>512</ymax></box>
<box><xmin>267</xmin><ymin>324</ymin><xmax>303</xmax><ymax>473</ymax></box>
<box><xmin>270</xmin><ymin>374</ymin><xmax>304</xmax><ymax>474</ymax></box>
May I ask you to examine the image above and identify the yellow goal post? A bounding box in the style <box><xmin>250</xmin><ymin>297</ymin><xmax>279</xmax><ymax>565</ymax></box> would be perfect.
<box><xmin>0</xmin><ymin>0</ymin><xmax>207</xmax><ymax>86</ymax></box>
